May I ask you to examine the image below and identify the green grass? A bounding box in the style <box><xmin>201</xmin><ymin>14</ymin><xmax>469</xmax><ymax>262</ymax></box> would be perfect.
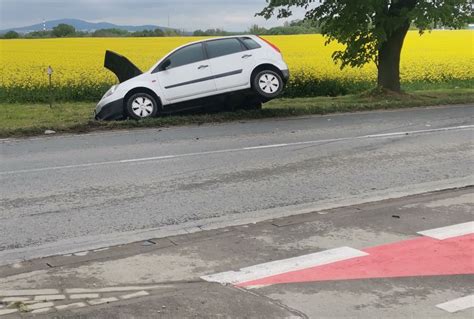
<box><xmin>1</xmin><ymin>88</ymin><xmax>473</xmax><ymax>138</ymax></box>
<box><xmin>1</xmin><ymin>77</ymin><xmax>472</xmax><ymax>103</ymax></box>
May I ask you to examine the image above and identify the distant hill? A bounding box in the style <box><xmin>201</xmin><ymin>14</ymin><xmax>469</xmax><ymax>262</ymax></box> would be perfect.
<box><xmin>0</xmin><ymin>18</ymin><xmax>174</xmax><ymax>34</ymax></box>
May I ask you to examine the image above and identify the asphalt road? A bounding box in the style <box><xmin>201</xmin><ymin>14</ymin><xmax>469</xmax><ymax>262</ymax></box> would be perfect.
<box><xmin>1</xmin><ymin>105</ymin><xmax>473</xmax><ymax>264</ymax></box>
<box><xmin>1</xmin><ymin>188</ymin><xmax>472</xmax><ymax>318</ymax></box>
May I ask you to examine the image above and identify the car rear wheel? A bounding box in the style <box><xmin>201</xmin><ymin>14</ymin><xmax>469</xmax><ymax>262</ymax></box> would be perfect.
<box><xmin>252</xmin><ymin>70</ymin><xmax>284</xmax><ymax>99</ymax></box>
<box><xmin>126</xmin><ymin>93</ymin><xmax>158</xmax><ymax>120</ymax></box>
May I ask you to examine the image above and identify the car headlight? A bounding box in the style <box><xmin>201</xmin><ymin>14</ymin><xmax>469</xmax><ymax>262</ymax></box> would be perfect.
<box><xmin>103</xmin><ymin>84</ymin><xmax>119</xmax><ymax>99</ymax></box>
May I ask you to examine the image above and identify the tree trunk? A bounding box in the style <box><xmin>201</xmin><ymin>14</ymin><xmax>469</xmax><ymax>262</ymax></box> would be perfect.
<box><xmin>377</xmin><ymin>20</ymin><xmax>410</xmax><ymax>92</ymax></box>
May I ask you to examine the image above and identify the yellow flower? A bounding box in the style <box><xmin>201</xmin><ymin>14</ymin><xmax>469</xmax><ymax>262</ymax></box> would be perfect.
<box><xmin>0</xmin><ymin>31</ymin><xmax>472</xmax><ymax>95</ymax></box>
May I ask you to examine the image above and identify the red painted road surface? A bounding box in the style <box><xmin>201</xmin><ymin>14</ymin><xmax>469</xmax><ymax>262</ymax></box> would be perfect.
<box><xmin>238</xmin><ymin>234</ymin><xmax>474</xmax><ymax>287</ymax></box>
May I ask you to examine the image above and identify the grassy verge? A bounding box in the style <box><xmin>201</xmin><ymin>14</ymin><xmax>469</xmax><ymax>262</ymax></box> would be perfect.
<box><xmin>1</xmin><ymin>78</ymin><xmax>472</xmax><ymax>103</ymax></box>
<box><xmin>1</xmin><ymin>88</ymin><xmax>473</xmax><ymax>138</ymax></box>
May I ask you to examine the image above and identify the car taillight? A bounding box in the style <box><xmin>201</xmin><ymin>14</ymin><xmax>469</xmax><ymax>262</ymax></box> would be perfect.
<box><xmin>258</xmin><ymin>36</ymin><xmax>281</xmax><ymax>53</ymax></box>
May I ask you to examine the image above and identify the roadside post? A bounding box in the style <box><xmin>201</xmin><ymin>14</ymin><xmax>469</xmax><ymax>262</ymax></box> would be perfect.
<box><xmin>47</xmin><ymin>66</ymin><xmax>53</xmax><ymax>108</ymax></box>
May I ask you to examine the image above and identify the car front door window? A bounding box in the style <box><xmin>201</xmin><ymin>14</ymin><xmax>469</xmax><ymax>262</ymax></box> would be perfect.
<box><xmin>161</xmin><ymin>43</ymin><xmax>205</xmax><ymax>71</ymax></box>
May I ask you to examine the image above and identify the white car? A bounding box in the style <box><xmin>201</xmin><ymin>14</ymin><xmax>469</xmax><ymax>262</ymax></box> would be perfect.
<box><xmin>95</xmin><ymin>35</ymin><xmax>290</xmax><ymax>120</ymax></box>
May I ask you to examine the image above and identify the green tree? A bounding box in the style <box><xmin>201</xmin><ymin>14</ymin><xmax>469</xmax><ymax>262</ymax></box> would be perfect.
<box><xmin>93</xmin><ymin>28</ymin><xmax>129</xmax><ymax>37</ymax></box>
<box><xmin>52</xmin><ymin>23</ymin><xmax>76</xmax><ymax>37</ymax></box>
<box><xmin>130</xmin><ymin>29</ymin><xmax>165</xmax><ymax>37</ymax></box>
<box><xmin>258</xmin><ymin>0</ymin><xmax>471</xmax><ymax>92</ymax></box>
<box><xmin>192</xmin><ymin>28</ymin><xmax>231</xmax><ymax>36</ymax></box>
<box><xmin>193</xmin><ymin>29</ymin><xmax>207</xmax><ymax>36</ymax></box>
<box><xmin>249</xmin><ymin>24</ymin><xmax>268</xmax><ymax>35</ymax></box>
<box><xmin>154</xmin><ymin>28</ymin><xmax>165</xmax><ymax>37</ymax></box>
<box><xmin>3</xmin><ymin>31</ymin><xmax>20</xmax><ymax>39</ymax></box>
<box><xmin>164</xmin><ymin>29</ymin><xmax>183</xmax><ymax>36</ymax></box>
<box><xmin>25</xmin><ymin>30</ymin><xmax>52</xmax><ymax>38</ymax></box>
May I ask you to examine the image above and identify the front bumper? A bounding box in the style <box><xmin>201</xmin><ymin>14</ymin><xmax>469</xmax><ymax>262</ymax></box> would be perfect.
<box><xmin>95</xmin><ymin>98</ymin><xmax>125</xmax><ymax>121</ymax></box>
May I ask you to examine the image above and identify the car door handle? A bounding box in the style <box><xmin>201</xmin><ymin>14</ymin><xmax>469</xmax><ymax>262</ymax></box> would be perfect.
<box><xmin>242</xmin><ymin>54</ymin><xmax>252</xmax><ymax>59</ymax></box>
<box><xmin>198</xmin><ymin>65</ymin><xmax>209</xmax><ymax>69</ymax></box>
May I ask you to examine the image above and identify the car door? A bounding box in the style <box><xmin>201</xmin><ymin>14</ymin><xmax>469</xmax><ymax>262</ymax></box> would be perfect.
<box><xmin>205</xmin><ymin>38</ymin><xmax>255</xmax><ymax>91</ymax></box>
<box><xmin>153</xmin><ymin>43</ymin><xmax>216</xmax><ymax>102</ymax></box>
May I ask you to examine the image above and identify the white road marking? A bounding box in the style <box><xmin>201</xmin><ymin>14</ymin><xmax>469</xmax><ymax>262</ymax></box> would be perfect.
<box><xmin>1</xmin><ymin>125</ymin><xmax>472</xmax><ymax>176</ymax></box>
<box><xmin>56</xmin><ymin>302</ymin><xmax>86</xmax><ymax>310</ymax></box>
<box><xmin>1</xmin><ymin>297</ymin><xmax>30</xmax><ymax>302</ymax></box>
<box><xmin>418</xmin><ymin>221</ymin><xmax>474</xmax><ymax>240</ymax></box>
<box><xmin>436</xmin><ymin>295</ymin><xmax>474</xmax><ymax>313</ymax></box>
<box><xmin>0</xmin><ymin>309</ymin><xmax>18</xmax><ymax>316</ymax></box>
<box><xmin>31</xmin><ymin>307</ymin><xmax>52</xmax><ymax>314</ymax></box>
<box><xmin>34</xmin><ymin>294</ymin><xmax>66</xmax><ymax>301</ymax></box>
<box><xmin>73</xmin><ymin>251</ymin><xmax>89</xmax><ymax>257</ymax></box>
<box><xmin>69</xmin><ymin>293</ymin><xmax>100</xmax><ymax>300</ymax></box>
<box><xmin>120</xmin><ymin>290</ymin><xmax>150</xmax><ymax>300</ymax></box>
<box><xmin>65</xmin><ymin>285</ymin><xmax>170</xmax><ymax>294</ymax></box>
<box><xmin>87</xmin><ymin>297</ymin><xmax>118</xmax><ymax>305</ymax></box>
<box><xmin>25</xmin><ymin>300</ymin><xmax>45</xmax><ymax>305</ymax></box>
<box><xmin>201</xmin><ymin>247</ymin><xmax>368</xmax><ymax>285</ymax></box>
<box><xmin>243</xmin><ymin>285</ymin><xmax>271</xmax><ymax>289</ymax></box>
<box><xmin>28</xmin><ymin>302</ymin><xmax>54</xmax><ymax>310</ymax></box>
<box><xmin>0</xmin><ymin>289</ymin><xmax>59</xmax><ymax>297</ymax></box>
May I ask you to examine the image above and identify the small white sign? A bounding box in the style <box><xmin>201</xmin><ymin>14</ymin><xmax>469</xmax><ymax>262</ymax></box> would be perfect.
<box><xmin>47</xmin><ymin>66</ymin><xmax>53</xmax><ymax>75</ymax></box>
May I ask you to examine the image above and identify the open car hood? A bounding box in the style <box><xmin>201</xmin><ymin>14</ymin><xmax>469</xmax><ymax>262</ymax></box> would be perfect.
<box><xmin>104</xmin><ymin>50</ymin><xmax>143</xmax><ymax>83</ymax></box>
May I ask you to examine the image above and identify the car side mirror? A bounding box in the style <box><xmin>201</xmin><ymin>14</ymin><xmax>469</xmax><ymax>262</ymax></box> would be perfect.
<box><xmin>161</xmin><ymin>59</ymin><xmax>171</xmax><ymax>71</ymax></box>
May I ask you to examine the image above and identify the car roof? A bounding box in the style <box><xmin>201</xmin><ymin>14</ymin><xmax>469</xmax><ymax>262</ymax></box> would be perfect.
<box><xmin>174</xmin><ymin>35</ymin><xmax>258</xmax><ymax>50</ymax></box>
<box><xmin>147</xmin><ymin>35</ymin><xmax>260</xmax><ymax>73</ymax></box>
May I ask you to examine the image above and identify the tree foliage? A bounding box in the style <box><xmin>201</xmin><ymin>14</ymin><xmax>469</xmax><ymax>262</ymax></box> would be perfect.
<box><xmin>92</xmin><ymin>28</ymin><xmax>129</xmax><ymax>37</ymax></box>
<box><xmin>3</xmin><ymin>31</ymin><xmax>20</xmax><ymax>39</ymax></box>
<box><xmin>249</xmin><ymin>20</ymin><xmax>322</xmax><ymax>35</ymax></box>
<box><xmin>52</xmin><ymin>23</ymin><xmax>76</xmax><ymax>37</ymax></box>
<box><xmin>131</xmin><ymin>28</ymin><xmax>165</xmax><ymax>37</ymax></box>
<box><xmin>258</xmin><ymin>0</ymin><xmax>471</xmax><ymax>70</ymax></box>
<box><xmin>25</xmin><ymin>30</ymin><xmax>52</xmax><ymax>38</ymax></box>
<box><xmin>193</xmin><ymin>28</ymin><xmax>233</xmax><ymax>36</ymax></box>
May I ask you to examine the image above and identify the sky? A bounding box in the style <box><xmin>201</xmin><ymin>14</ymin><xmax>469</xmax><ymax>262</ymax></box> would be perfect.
<box><xmin>0</xmin><ymin>0</ymin><xmax>304</xmax><ymax>31</ymax></box>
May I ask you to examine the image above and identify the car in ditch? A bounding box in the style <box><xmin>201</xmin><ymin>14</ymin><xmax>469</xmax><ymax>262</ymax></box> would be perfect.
<box><xmin>95</xmin><ymin>35</ymin><xmax>290</xmax><ymax>120</ymax></box>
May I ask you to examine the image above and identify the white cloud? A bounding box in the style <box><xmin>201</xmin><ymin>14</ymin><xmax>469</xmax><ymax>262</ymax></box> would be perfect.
<box><xmin>0</xmin><ymin>0</ymin><xmax>304</xmax><ymax>31</ymax></box>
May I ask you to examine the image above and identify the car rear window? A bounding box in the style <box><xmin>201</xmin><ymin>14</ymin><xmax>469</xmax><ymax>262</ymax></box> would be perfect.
<box><xmin>241</xmin><ymin>37</ymin><xmax>261</xmax><ymax>50</ymax></box>
<box><xmin>206</xmin><ymin>38</ymin><xmax>244</xmax><ymax>59</ymax></box>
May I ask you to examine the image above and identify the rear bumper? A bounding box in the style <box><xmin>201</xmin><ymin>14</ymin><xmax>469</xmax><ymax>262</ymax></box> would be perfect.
<box><xmin>95</xmin><ymin>98</ymin><xmax>125</xmax><ymax>121</ymax></box>
<box><xmin>281</xmin><ymin>69</ymin><xmax>290</xmax><ymax>83</ymax></box>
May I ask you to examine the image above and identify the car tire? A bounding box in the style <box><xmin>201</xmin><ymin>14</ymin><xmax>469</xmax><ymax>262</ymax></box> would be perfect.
<box><xmin>252</xmin><ymin>70</ymin><xmax>284</xmax><ymax>99</ymax></box>
<box><xmin>126</xmin><ymin>93</ymin><xmax>158</xmax><ymax>120</ymax></box>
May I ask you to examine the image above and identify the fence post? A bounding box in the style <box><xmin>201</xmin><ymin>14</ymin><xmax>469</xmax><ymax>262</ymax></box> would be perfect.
<box><xmin>47</xmin><ymin>66</ymin><xmax>53</xmax><ymax>108</ymax></box>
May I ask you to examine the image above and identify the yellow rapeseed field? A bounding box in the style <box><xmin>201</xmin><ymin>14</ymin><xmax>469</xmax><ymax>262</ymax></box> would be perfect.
<box><xmin>271</xmin><ymin>30</ymin><xmax>474</xmax><ymax>83</ymax></box>
<box><xmin>0</xmin><ymin>30</ymin><xmax>473</xmax><ymax>101</ymax></box>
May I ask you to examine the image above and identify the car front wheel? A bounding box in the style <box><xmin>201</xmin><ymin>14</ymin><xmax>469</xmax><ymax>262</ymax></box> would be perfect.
<box><xmin>126</xmin><ymin>93</ymin><xmax>158</xmax><ymax>120</ymax></box>
<box><xmin>252</xmin><ymin>70</ymin><xmax>284</xmax><ymax>99</ymax></box>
